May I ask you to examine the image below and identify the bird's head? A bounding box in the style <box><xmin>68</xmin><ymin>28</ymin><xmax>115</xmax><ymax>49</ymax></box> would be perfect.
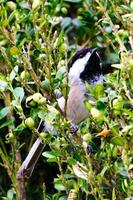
<box><xmin>69</xmin><ymin>48</ymin><xmax>103</xmax><ymax>85</ymax></box>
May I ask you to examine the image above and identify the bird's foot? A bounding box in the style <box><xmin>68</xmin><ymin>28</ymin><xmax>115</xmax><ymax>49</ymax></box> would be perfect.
<box><xmin>70</xmin><ymin>123</ymin><xmax>79</xmax><ymax>136</ymax></box>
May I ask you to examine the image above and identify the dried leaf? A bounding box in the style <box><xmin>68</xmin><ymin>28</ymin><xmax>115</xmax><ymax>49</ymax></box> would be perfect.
<box><xmin>96</xmin><ymin>129</ymin><xmax>112</xmax><ymax>138</ymax></box>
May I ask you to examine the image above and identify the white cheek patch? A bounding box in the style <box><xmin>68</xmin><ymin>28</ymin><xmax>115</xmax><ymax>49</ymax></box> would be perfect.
<box><xmin>69</xmin><ymin>52</ymin><xmax>91</xmax><ymax>82</ymax></box>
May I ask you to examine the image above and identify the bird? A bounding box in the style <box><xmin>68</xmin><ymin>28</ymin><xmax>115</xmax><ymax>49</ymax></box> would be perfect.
<box><xmin>17</xmin><ymin>47</ymin><xmax>103</xmax><ymax>179</ymax></box>
<box><xmin>58</xmin><ymin>47</ymin><xmax>103</xmax><ymax>124</ymax></box>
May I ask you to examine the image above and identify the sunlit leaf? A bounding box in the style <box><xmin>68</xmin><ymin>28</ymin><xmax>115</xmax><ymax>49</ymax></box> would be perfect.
<box><xmin>54</xmin><ymin>179</ymin><xmax>66</xmax><ymax>191</ymax></box>
<box><xmin>94</xmin><ymin>84</ymin><xmax>104</xmax><ymax>99</ymax></box>
<box><xmin>64</xmin><ymin>0</ymin><xmax>82</xmax><ymax>3</ymax></box>
<box><xmin>112</xmin><ymin>188</ymin><xmax>116</xmax><ymax>200</ymax></box>
<box><xmin>10</xmin><ymin>46</ymin><xmax>19</xmax><ymax>56</ymax></box>
<box><xmin>72</xmin><ymin>18</ymin><xmax>82</xmax><ymax>27</ymax></box>
<box><xmin>32</xmin><ymin>0</ymin><xmax>41</xmax><ymax>9</ymax></box>
<box><xmin>111</xmin><ymin>136</ymin><xmax>125</xmax><ymax>146</ymax></box>
<box><xmin>0</xmin><ymin>107</ymin><xmax>9</xmax><ymax>120</ymax></box>
<box><xmin>7</xmin><ymin>189</ymin><xmax>14</xmax><ymax>200</ymax></box>
<box><xmin>0</xmin><ymin>80</ymin><xmax>8</xmax><ymax>91</ymax></box>
<box><xmin>42</xmin><ymin>151</ymin><xmax>59</xmax><ymax>159</ymax></box>
<box><xmin>19</xmin><ymin>2</ymin><xmax>30</xmax><ymax>9</ymax></box>
<box><xmin>72</xmin><ymin>162</ymin><xmax>88</xmax><ymax>180</ymax></box>
<box><xmin>10</xmin><ymin>66</ymin><xmax>19</xmax><ymax>82</ymax></box>
<box><xmin>54</xmin><ymin>183</ymin><xmax>66</xmax><ymax>191</ymax></box>
<box><xmin>13</xmin><ymin>87</ymin><xmax>24</xmax><ymax>103</ymax></box>
<box><xmin>56</xmin><ymin>67</ymin><xmax>66</xmax><ymax>80</ymax></box>
<box><xmin>61</xmin><ymin>17</ymin><xmax>72</xmax><ymax>29</ymax></box>
<box><xmin>86</xmin><ymin>82</ymin><xmax>94</xmax><ymax>94</ymax></box>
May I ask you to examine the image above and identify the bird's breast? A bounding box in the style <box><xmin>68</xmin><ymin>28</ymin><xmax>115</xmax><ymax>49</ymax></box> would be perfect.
<box><xmin>66</xmin><ymin>83</ymin><xmax>89</xmax><ymax>124</ymax></box>
<box><xmin>57</xmin><ymin>82</ymin><xmax>89</xmax><ymax>124</ymax></box>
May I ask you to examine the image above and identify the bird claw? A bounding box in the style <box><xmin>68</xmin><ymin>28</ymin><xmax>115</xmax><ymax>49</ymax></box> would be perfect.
<box><xmin>70</xmin><ymin>124</ymin><xmax>92</xmax><ymax>155</ymax></box>
<box><xmin>70</xmin><ymin>123</ymin><xmax>79</xmax><ymax>135</ymax></box>
<box><xmin>86</xmin><ymin>144</ymin><xmax>92</xmax><ymax>155</ymax></box>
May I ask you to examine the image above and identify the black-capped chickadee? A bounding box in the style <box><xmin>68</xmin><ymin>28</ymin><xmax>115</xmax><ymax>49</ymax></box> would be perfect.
<box><xmin>58</xmin><ymin>47</ymin><xmax>103</xmax><ymax>123</ymax></box>
<box><xmin>17</xmin><ymin>47</ymin><xmax>103</xmax><ymax>179</ymax></box>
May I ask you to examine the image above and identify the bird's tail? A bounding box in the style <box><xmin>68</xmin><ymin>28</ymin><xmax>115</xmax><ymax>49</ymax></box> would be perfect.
<box><xmin>17</xmin><ymin>138</ymin><xmax>45</xmax><ymax>179</ymax></box>
<box><xmin>17</xmin><ymin>120</ymin><xmax>46</xmax><ymax>179</ymax></box>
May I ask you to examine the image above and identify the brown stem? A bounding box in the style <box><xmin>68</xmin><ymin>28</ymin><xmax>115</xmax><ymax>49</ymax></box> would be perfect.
<box><xmin>4</xmin><ymin>91</ymin><xmax>27</xmax><ymax>200</ymax></box>
<box><xmin>22</xmin><ymin>56</ymin><xmax>45</xmax><ymax>96</ymax></box>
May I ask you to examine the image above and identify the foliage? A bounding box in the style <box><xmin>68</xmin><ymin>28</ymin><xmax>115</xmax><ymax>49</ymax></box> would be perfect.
<box><xmin>0</xmin><ymin>0</ymin><xmax>133</xmax><ymax>199</ymax></box>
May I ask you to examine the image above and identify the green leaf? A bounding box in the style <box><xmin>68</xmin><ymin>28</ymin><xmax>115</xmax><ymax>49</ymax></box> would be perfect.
<box><xmin>54</xmin><ymin>184</ymin><xmax>66</xmax><ymax>191</ymax></box>
<box><xmin>58</xmin><ymin>196</ymin><xmax>67</xmax><ymax>200</ymax></box>
<box><xmin>19</xmin><ymin>2</ymin><xmax>30</xmax><ymax>9</ymax></box>
<box><xmin>41</xmin><ymin>79</ymin><xmax>50</xmax><ymax>91</ymax></box>
<box><xmin>54</xmin><ymin>179</ymin><xmax>66</xmax><ymax>191</ymax></box>
<box><xmin>2</xmin><ymin>19</ymin><xmax>9</xmax><ymax>27</ymax></box>
<box><xmin>120</xmin><ymin>5</ymin><xmax>132</xmax><ymax>12</ymax></box>
<box><xmin>111</xmin><ymin>64</ymin><xmax>124</xmax><ymax>69</ymax></box>
<box><xmin>0</xmin><ymin>120</ymin><xmax>13</xmax><ymax>129</ymax></box>
<box><xmin>67</xmin><ymin>157</ymin><xmax>77</xmax><ymax>165</ymax></box>
<box><xmin>112</xmin><ymin>188</ymin><xmax>116</xmax><ymax>200</ymax></box>
<box><xmin>94</xmin><ymin>84</ymin><xmax>104</xmax><ymax>99</ymax></box>
<box><xmin>72</xmin><ymin>18</ymin><xmax>82</xmax><ymax>27</ymax></box>
<box><xmin>30</xmin><ymin>108</ymin><xmax>41</xmax><ymax>119</ymax></box>
<box><xmin>56</xmin><ymin>67</ymin><xmax>66</xmax><ymax>80</ymax></box>
<box><xmin>7</xmin><ymin>189</ymin><xmax>14</xmax><ymax>200</ymax></box>
<box><xmin>96</xmin><ymin>101</ymin><xmax>106</xmax><ymax>111</ymax></box>
<box><xmin>123</xmin><ymin>109</ymin><xmax>133</xmax><ymax>117</ymax></box>
<box><xmin>42</xmin><ymin>151</ymin><xmax>58</xmax><ymax>159</ymax></box>
<box><xmin>0</xmin><ymin>107</ymin><xmax>9</xmax><ymax>120</ymax></box>
<box><xmin>12</xmin><ymin>100</ymin><xmax>23</xmax><ymax>112</ymax></box>
<box><xmin>38</xmin><ymin>110</ymin><xmax>47</xmax><ymax>120</ymax></box>
<box><xmin>85</xmin><ymin>82</ymin><xmax>94</xmax><ymax>95</ymax></box>
<box><xmin>111</xmin><ymin>136</ymin><xmax>125</xmax><ymax>146</ymax></box>
<box><xmin>64</xmin><ymin>0</ymin><xmax>82</xmax><ymax>2</ymax></box>
<box><xmin>100</xmin><ymin>166</ymin><xmax>108</xmax><ymax>176</ymax></box>
<box><xmin>84</xmin><ymin>100</ymin><xmax>93</xmax><ymax>110</ymax></box>
<box><xmin>64</xmin><ymin>174</ymin><xmax>76</xmax><ymax>179</ymax></box>
<box><xmin>13</xmin><ymin>87</ymin><xmax>24</xmax><ymax>103</ymax></box>
<box><xmin>0</xmin><ymin>80</ymin><xmax>8</xmax><ymax>91</ymax></box>
<box><xmin>119</xmin><ymin>166</ymin><xmax>128</xmax><ymax>177</ymax></box>
<box><xmin>61</xmin><ymin>17</ymin><xmax>72</xmax><ymax>29</ymax></box>
<box><xmin>10</xmin><ymin>66</ymin><xmax>19</xmax><ymax>82</ymax></box>
<box><xmin>32</xmin><ymin>0</ymin><xmax>41</xmax><ymax>9</ymax></box>
<box><xmin>56</xmin><ymin>30</ymin><xmax>64</xmax><ymax>47</ymax></box>
<box><xmin>47</xmin><ymin>157</ymin><xmax>58</xmax><ymax>163</ymax></box>
<box><xmin>10</xmin><ymin>46</ymin><xmax>20</xmax><ymax>56</ymax></box>
<box><xmin>14</xmin><ymin>123</ymin><xmax>25</xmax><ymax>133</ymax></box>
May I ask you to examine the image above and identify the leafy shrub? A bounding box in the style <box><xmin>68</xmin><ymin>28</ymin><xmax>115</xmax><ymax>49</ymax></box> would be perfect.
<box><xmin>0</xmin><ymin>0</ymin><xmax>132</xmax><ymax>199</ymax></box>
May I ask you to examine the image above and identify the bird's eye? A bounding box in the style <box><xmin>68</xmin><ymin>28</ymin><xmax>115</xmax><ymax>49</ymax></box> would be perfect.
<box><xmin>79</xmin><ymin>54</ymin><xmax>84</xmax><ymax>58</ymax></box>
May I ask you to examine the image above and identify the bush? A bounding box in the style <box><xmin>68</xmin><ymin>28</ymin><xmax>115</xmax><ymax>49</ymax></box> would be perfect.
<box><xmin>0</xmin><ymin>0</ymin><xmax>132</xmax><ymax>199</ymax></box>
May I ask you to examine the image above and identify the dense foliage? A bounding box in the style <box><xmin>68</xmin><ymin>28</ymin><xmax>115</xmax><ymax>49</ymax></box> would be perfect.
<box><xmin>0</xmin><ymin>0</ymin><xmax>133</xmax><ymax>199</ymax></box>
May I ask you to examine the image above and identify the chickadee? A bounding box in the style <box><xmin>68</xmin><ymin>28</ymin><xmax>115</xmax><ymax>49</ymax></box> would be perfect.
<box><xmin>58</xmin><ymin>47</ymin><xmax>103</xmax><ymax>123</ymax></box>
<box><xmin>17</xmin><ymin>47</ymin><xmax>103</xmax><ymax>179</ymax></box>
